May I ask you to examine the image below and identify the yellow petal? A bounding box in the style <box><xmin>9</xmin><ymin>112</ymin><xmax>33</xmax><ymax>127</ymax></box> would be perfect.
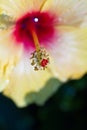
<box><xmin>2</xmin><ymin>53</ymin><xmax>61</xmax><ymax>107</ymax></box>
<box><xmin>0</xmin><ymin>29</ymin><xmax>23</xmax><ymax>91</ymax></box>
<box><xmin>42</xmin><ymin>0</ymin><xmax>87</xmax><ymax>26</ymax></box>
<box><xmin>48</xmin><ymin>26</ymin><xmax>87</xmax><ymax>81</ymax></box>
<box><xmin>0</xmin><ymin>78</ymin><xmax>9</xmax><ymax>92</ymax></box>
<box><xmin>0</xmin><ymin>0</ymin><xmax>48</xmax><ymax>19</ymax></box>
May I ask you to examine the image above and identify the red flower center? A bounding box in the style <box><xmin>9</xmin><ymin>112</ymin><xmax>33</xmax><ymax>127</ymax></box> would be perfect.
<box><xmin>13</xmin><ymin>11</ymin><xmax>56</xmax><ymax>50</ymax></box>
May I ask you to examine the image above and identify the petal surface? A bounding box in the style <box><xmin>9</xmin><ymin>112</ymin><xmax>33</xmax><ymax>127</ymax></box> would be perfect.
<box><xmin>0</xmin><ymin>0</ymin><xmax>47</xmax><ymax>19</ymax></box>
<box><xmin>0</xmin><ymin>29</ymin><xmax>23</xmax><ymax>91</ymax></box>
<box><xmin>42</xmin><ymin>0</ymin><xmax>87</xmax><ymax>26</ymax></box>
<box><xmin>47</xmin><ymin>26</ymin><xmax>87</xmax><ymax>81</ymax></box>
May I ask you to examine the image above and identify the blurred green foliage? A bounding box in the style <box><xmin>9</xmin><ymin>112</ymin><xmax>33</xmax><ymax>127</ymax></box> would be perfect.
<box><xmin>0</xmin><ymin>74</ymin><xmax>87</xmax><ymax>130</ymax></box>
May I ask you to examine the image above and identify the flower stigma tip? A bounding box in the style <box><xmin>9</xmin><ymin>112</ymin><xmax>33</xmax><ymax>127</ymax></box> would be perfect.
<box><xmin>30</xmin><ymin>47</ymin><xmax>49</xmax><ymax>71</ymax></box>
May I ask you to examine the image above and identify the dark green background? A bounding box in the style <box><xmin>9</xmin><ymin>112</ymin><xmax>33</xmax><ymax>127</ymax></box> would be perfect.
<box><xmin>0</xmin><ymin>75</ymin><xmax>87</xmax><ymax>130</ymax></box>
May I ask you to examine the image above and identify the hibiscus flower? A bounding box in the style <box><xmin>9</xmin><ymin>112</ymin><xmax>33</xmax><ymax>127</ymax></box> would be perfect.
<box><xmin>0</xmin><ymin>0</ymin><xmax>87</xmax><ymax>107</ymax></box>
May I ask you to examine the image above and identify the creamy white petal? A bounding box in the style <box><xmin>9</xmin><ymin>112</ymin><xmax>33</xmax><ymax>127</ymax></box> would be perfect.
<box><xmin>42</xmin><ymin>0</ymin><xmax>87</xmax><ymax>26</ymax></box>
<box><xmin>47</xmin><ymin>26</ymin><xmax>87</xmax><ymax>81</ymax></box>
<box><xmin>3</xmin><ymin>52</ymin><xmax>60</xmax><ymax>107</ymax></box>
<box><xmin>0</xmin><ymin>0</ymin><xmax>48</xmax><ymax>19</ymax></box>
<box><xmin>0</xmin><ymin>29</ymin><xmax>23</xmax><ymax>91</ymax></box>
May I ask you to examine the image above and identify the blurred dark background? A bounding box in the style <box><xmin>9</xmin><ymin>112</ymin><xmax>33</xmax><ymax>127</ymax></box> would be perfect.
<box><xmin>0</xmin><ymin>75</ymin><xmax>87</xmax><ymax>130</ymax></box>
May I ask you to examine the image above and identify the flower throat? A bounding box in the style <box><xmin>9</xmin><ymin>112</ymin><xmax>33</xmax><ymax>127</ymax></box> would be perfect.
<box><xmin>13</xmin><ymin>11</ymin><xmax>56</xmax><ymax>70</ymax></box>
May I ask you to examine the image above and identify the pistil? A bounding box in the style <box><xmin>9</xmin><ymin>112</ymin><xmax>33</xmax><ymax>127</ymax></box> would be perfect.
<box><xmin>30</xmin><ymin>30</ymin><xmax>49</xmax><ymax>70</ymax></box>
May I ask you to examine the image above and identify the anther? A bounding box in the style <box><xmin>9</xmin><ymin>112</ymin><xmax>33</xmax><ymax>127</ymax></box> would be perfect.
<box><xmin>30</xmin><ymin>47</ymin><xmax>49</xmax><ymax>70</ymax></box>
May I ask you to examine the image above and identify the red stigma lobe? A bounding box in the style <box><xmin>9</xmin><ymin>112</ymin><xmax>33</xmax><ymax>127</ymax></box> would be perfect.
<box><xmin>40</xmin><ymin>59</ymin><xmax>49</xmax><ymax>67</ymax></box>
